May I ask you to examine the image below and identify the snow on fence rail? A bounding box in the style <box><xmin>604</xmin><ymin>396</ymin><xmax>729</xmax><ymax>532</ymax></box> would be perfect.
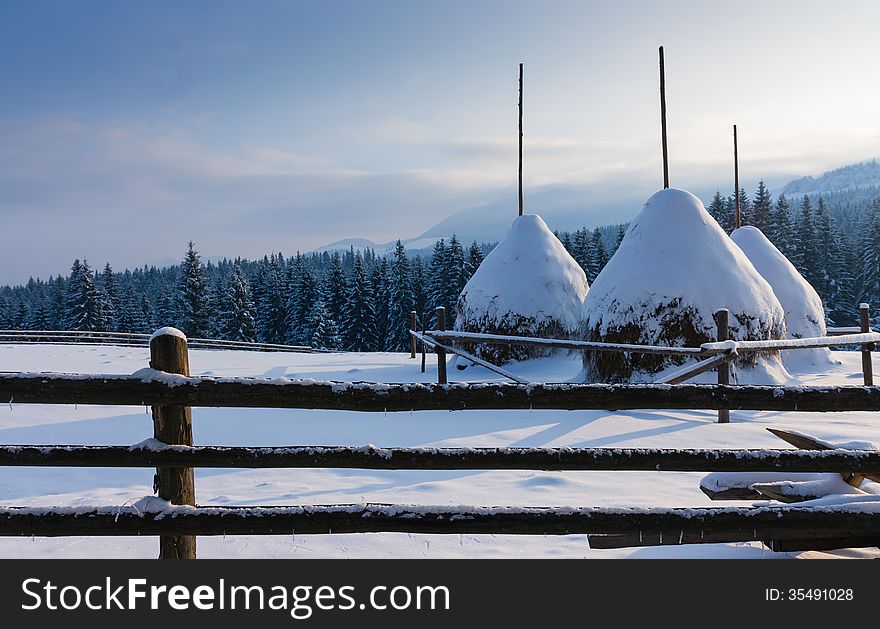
<box><xmin>2</xmin><ymin>443</ymin><xmax>879</xmax><ymax>473</ymax></box>
<box><xmin>3</xmin><ymin>328</ymin><xmax>880</xmax><ymax>558</ymax></box>
<box><xmin>2</xmin><ymin>504</ymin><xmax>878</xmax><ymax>544</ymax></box>
<box><xmin>4</xmin><ymin>372</ymin><xmax>880</xmax><ymax>411</ymax></box>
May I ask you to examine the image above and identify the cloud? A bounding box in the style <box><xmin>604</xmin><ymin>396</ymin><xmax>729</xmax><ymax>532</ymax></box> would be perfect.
<box><xmin>0</xmin><ymin>120</ymin><xmax>498</xmax><ymax>284</ymax></box>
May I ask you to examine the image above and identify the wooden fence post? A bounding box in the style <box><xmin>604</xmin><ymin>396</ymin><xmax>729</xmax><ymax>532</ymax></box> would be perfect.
<box><xmin>860</xmin><ymin>303</ymin><xmax>873</xmax><ymax>386</ymax></box>
<box><xmin>149</xmin><ymin>328</ymin><xmax>196</xmax><ymax>559</ymax></box>
<box><xmin>715</xmin><ymin>308</ymin><xmax>730</xmax><ymax>424</ymax></box>
<box><xmin>435</xmin><ymin>307</ymin><xmax>447</xmax><ymax>385</ymax></box>
<box><xmin>410</xmin><ymin>311</ymin><xmax>417</xmax><ymax>359</ymax></box>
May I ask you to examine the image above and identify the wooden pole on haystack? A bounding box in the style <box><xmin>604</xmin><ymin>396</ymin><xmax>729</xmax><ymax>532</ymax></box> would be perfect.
<box><xmin>518</xmin><ymin>62</ymin><xmax>524</xmax><ymax>216</ymax></box>
<box><xmin>659</xmin><ymin>46</ymin><xmax>669</xmax><ymax>189</ymax></box>
<box><xmin>734</xmin><ymin>124</ymin><xmax>741</xmax><ymax>229</ymax></box>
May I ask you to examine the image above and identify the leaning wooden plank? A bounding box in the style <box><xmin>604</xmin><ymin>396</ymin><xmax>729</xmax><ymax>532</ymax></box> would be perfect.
<box><xmin>700</xmin><ymin>485</ymin><xmax>767</xmax><ymax>501</ymax></box>
<box><xmin>2</xmin><ymin>503</ymin><xmax>880</xmax><ymax>538</ymax></box>
<box><xmin>751</xmin><ymin>482</ymin><xmax>825</xmax><ymax>503</ymax></box>
<box><xmin>767</xmin><ymin>428</ymin><xmax>878</xmax><ymax>484</ymax></box>
<box><xmin>411</xmin><ymin>332</ymin><xmax>531</xmax><ymax>384</ymax></box>
<box><xmin>655</xmin><ymin>351</ymin><xmax>736</xmax><ymax>385</ymax></box>
<box><xmin>4</xmin><ymin>443</ymin><xmax>880</xmax><ymax>473</ymax></box>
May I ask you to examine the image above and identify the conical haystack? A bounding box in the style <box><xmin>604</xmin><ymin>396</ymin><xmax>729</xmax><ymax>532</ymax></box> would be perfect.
<box><xmin>454</xmin><ymin>214</ymin><xmax>589</xmax><ymax>364</ymax></box>
<box><xmin>731</xmin><ymin>225</ymin><xmax>835</xmax><ymax>367</ymax></box>
<box><xmin>579</xmin><ymin>188</ymin><xmax>788</xmax><ymax>383</ymax></box>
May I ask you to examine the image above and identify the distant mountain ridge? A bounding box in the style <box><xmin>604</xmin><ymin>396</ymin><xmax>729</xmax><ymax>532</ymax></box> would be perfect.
<box><xmin>314</xmin><ymin>159</ymin><xmax>880</xmax><ymax>254</ymax></box>
<box><xmin>783</xmin><ymin>159</ymin><xmax>880</xmax><ymax>195</ymax></box>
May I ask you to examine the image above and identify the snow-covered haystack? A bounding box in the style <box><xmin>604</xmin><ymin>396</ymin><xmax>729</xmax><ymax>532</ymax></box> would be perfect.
<box><xmin>579</xmin><ymin>188</ymin><xmax>788</xmax><ymax>383</ymax></box>
<box><xmin>454</xmin><ymin>214</ymin><xmax>589</xmax><ymax>364</ymax></box>
<box><xmin>731</xmin><ymin>225</ymin><xmax>836</xmax><ymax>367</ymax></box>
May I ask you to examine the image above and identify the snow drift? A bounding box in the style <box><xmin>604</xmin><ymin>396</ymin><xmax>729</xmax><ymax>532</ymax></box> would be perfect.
<box><xmin>454</xmin><ymin>214</ymin><xmax>589</xmax><ymax>364</ymax></box>
<box><xmin>579</xmin><ymin>188</ymin><xmax>788</xmax><ymax>383</ymax></box>
<box><xmin>731</xmin><ymin>225</ymin><xmax>835</xmax><ymax>367</ymax></box>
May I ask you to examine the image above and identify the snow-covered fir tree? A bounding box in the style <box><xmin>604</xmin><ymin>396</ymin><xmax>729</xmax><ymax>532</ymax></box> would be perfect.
<box><xmin>64</xmin><ymin>259</ymin><xmax>104</xmax><ymax>331</ymax></box>
<box><xmin>341</xmin><ymin>253</ymin><xmax>378</xmax><ymax>352</ymax></box>
<box><xmin>176</xmin><ymin>242</ymin><xmax>210</xmax><ymax>337</ymax></box>
<box><xmin>221</xmin><ymin>264</ymin><xmax>257</xmax><ymax>342</ymax></box>
<box><xmin>386</xmin><ymin>240</ymin><xmax>414</xmax><ymax>351</ymax></box>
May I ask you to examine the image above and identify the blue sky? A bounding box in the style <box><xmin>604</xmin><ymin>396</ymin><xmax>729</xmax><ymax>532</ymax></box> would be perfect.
<box><xmin>2</xmin><ymin>0</ymin><xmax>879</xmax><ymax>284</ymax></box>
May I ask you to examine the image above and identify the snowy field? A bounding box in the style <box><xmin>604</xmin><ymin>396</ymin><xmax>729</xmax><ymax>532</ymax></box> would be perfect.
<box><xmin>1</xmin><ymin>343</ymin><xmax>878</xmax><ymax>559</ymax></box>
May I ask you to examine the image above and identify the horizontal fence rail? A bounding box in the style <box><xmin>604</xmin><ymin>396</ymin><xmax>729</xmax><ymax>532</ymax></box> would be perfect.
<box><xmin>421</xmin><ymin>330</ymin><xmax>706</xmax><ymax>356</ymax></box>
<box><xmin>1</xmin><ymin>504</ymin><xmax>878</xmax><ymax>540</ymax></box>
<box><xmin>3</xmin><ymin>372</ymin><xmax>880</xmax><ymax>412</ymax></box>
<box><xmin>1</xmin><ymin>443</ymin><xmax>880</xmax><ymax>474</ymax></box>
<box><xmin>424</xmin><ymin>329</ymin><xmax>880</xmax><ymax>356</ymax></box>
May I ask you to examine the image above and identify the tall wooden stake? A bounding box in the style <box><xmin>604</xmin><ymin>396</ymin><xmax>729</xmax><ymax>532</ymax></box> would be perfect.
<box><xmin>860</xmin><ymin>303</ymin><xmax>873</xmax><ymax>386</ymax></box>
<box><xmin>715</xmin><ymin>309</ymin><xmax>730</xmax><ymax>424</ymax></box>
<box><xmin>518</xmin><ymin>62</ymin><xmax>524</xmax><ymax>216</ymax></box>
<box><xmin>150</xmin><ymin>329</ymin><xmax>196</xmax><ymax>559</ymax></box>
<box><xmin>436</xmin><ymin>307</ymin><xmax>447</xmax><ymax>385</ymax></box>
<box><xmin>659</xmin><ymin>46</ymin><xmax>669</xmax><ymax>189</ymax></box>
<box><xmin>734</xmin><ymin>124</ymin><xmax>741</xmax><ymax>229</ymax></box>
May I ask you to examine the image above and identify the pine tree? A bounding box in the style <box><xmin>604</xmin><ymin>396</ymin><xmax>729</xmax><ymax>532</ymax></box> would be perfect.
<box><xmin>371</xmin><ymin>257</ymin><xmax>391</xmax><ymax>349</ymax></box>
<box><xmin>736</xmin><ymin>186</ymin><xmax>752</xmax><ymax>226</ymax></box>
<box><xmin>325</xmin><ymin>252</ymin><xmax>347</xmax><ymax>325</ymax></box>
<box><xmin>750</xmin><ymin>181</ymin><xmax>772</xmax><ymax>231</ymax></box>
<box><xmin>589</xmin><ymin>228</ymin><xmax>609</xmax><ymax>280</ymax></box>
<box><xmin>64</xmin><ymin>259</ymin><xmax>104</xmax><ymax>331</ymax></box>
<box><xmin>48</xmin><ymin>276</ymin><xmax>66</xmax><ymax>329</ymax></box>
<box><xmin>139</xmin><ymin>292</ymin><xmax>156</xmax><ymax>333</ymax></box>
<box><xmin>466</xmin><ymin>241</ymin><xmax>484</xmax><ymax>277</ymax></box>
<box><xmin>221</xmin><ymin>264</ymin><xmax>257</xmax><ymax>342</ymax></box>
<box><xmin>386</xmin><ymin>240</ymin><xmax>414</xmax><ymax>351</ymax></box>
<box><xmin>305</xmin><ymin>298</ymin><xmax>341</xmax><ymax>349</ymax></box>
<box><xmin>445</xmin><ymin>235</ymin><xmax>467</xmax><ymax>326</ymax></box>
<box><xmin>255</xmin><ymin>255</ymin><xmax>288</xmax><ymax>343</ymax></box>
<box><xmin>99</xmin><ymin>263</ymin><xmax>119</xmax><ymax>331</ymax></box>
<box><xmin>613</xmin><ymin>225</ymin><xmax>626</xmax><ymax>253</ymax></box>
<box><xmin>426</xmin><ymin>239</ymin><xmax>448</xmax><ymax>326</ymax></box>
<box><xmin>156</xmin><ymin>290</ymin><xmax>177</xmax><ymax>328</ymax></box>
<box><xmin>572</xmin><ymin>228</ymin><xmax>592</xmax><ymax>276</ymax></box>
<box><xmin>707</xmin><ymin>191</ymin><xmax>727</xmax><ymax>227</ymax></box>
<box><xmin>814</xmin><ymin>197</ymin><xmax>837</xmax><ymax>301</ymax></box>
<box><xmin>13</xmin><ymin>301</ymin><xmax>29</xmax><ymax>329</ymax></box>
<box><xmin>793</xmin><ymin>196</ymin><xmax>820</xmax><ymax>287</ymax></box>
<box><xmin>341</xmin><ymin>253</ymin><xmax>378</xmax><ymax>352</ymax></box>
<box><xmin>410</xmin><ymin>255</ymin><xmax>428</xmax><ymax>328</ymax></box>
<box><xmin>29</xmin><ymin>299</ymin><xmax>51</xmax><ymax>330</ymax></box>
<box><xmin>117</xmin><ymin>286</ymin><xmax>141</xmax><ymax>333</ymax></box>
<box><xmin>177</xmin><ymin>242</ymin><xmax>210</xmax><ymax>337</ymax></box>
<box><xmin>768</xmin><ymin>193</ymin><xmax>794</xmax><ymax>257</ymax></box>
<box><xmin>857</xmin><ymin>199</ymin><xmax>880</xmax><ymax>322</ymax></box>
<box><xmin>285</xmin><ymin>257</ymin><xmax>320</xmax><ymax>345</ymax></box>
<box><xmin>0</xmin><ymin>296</ymin><xmax>10</xmax><ymax>329</ymax></box>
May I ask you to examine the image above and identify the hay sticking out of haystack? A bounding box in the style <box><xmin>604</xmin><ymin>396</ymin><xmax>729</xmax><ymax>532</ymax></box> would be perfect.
<box><xmin>454</xmin><ymin>214</ymin><xmax>589</xmax><ymax>364</ymax></box>
<box><xmin>731</xmin><ymin>225</ymin><xmax>836</xmax><ymax>368</ymax></box>
<box><xmin>579</xmin><ymin>188</ymin><xmax>788</xmax><ymax>383</ymax></box>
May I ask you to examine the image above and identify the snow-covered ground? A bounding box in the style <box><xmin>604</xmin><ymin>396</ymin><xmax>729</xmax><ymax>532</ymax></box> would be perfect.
<box><xmin>0</xmin><ymin>343</ymin><xmax>878</xmax><ymax>559</ymax></box>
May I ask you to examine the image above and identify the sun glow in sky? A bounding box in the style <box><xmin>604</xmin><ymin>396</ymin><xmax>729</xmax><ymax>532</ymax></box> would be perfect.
<box><xmin>2</xmin><ymin>0</ymin><xmax>879</xmax><ymax>284</ymax></box>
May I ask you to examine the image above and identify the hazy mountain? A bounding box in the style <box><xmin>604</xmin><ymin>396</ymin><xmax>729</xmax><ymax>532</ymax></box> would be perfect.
<box><xmin>314</xmin><ymin>184</ymin><xmax>655</xmax><ymax>253</ymax></box>
<box><xmin>313</xmin><ymin>159</ymin><xmax>880</xmax><ymax>254</ymax></box>
<box><xmin>783</xmin><ymin>159</ymin><xmax>880</xmax><ymax>195</ymax></box>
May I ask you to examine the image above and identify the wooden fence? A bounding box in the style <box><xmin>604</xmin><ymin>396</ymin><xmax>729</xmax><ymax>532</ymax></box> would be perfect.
<box><xmin>412</xmin><ymin>304</ymin><xmax>879</xmax><ymax>424</ymax></box>
<box><xmin>2</xmin><ymin>329</ymin><xmax>880</xmax><ymax>558</ymax></box>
